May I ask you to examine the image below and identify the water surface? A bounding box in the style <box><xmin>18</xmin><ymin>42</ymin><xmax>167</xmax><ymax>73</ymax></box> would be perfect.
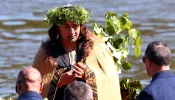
<box><xmin>0</xmin><ymin>0</ymin><xmax>175</xmax><ymax>98</ymax></box>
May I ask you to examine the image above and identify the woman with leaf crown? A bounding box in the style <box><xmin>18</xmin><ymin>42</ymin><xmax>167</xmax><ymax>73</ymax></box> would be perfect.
<box><xmin>32</xmin><ymin>4</ymin><xmax>121</xmax><ymax>100</ymax></box>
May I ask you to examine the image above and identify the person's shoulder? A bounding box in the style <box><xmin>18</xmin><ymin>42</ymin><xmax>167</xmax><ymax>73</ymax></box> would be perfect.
<box><xmin>18</xmin><ymin>92</ymin><xmax>43</xmax><ymax>100</ymax></box>
<box><xmin>93</xmin><ymin>35</ymin><xmax>105</xmax><ymax>43</ymax></box>
<box><xmin>93</xmin><ymin>36</ymin><xmax>108</xmax><ymax>47</ymax></box>
<box><xmin>137</xmin><ymin>89</ymin><xmax>154</xmax><ymax>100</ymax></box>
<box><xmin>34</xmin><ymin>44</ymin><xmax>48</xmax><ymax>58</ymax></box>
<box><xmin>32</xmin><ymin>45</ymin><xmax>49</xmax><ymax>66</ymax></box>
<box><xmin>144</xmin><ymin>81</ymin><xmax>160</xmax><ymax>93</ymax></box>
<box><xmin>147</xmin><ymin>75</ymin><xmax>172</xmax><ymax>90</ymax></box>
<box><xmin>140</xmin><ymin>81</ymin><xmax>162</xmax><ymax>99</ymax></box>
<box><xmin>18</xmin><ymin>97</ymin><xmax>43</xmax><ymax>100</ymax></box>
<box><xmin>145</xmin><ymin>71</ymin><xmax>175</xmax><ymax>92</ymax></box>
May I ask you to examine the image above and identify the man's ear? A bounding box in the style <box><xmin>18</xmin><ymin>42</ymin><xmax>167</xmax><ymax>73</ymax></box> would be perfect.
<box><xmin>16</xmin><ymin>83</ymin><xmax>21</xmax><ymax>94</ymax></box>
<box><xmin>145</xmin><ymin>59</ymin><xmax>152</xmax><ymax>68</ymax></box>
<box><xmin>39</xmin><ymin>83</ymin><xmax>43</xmax><ymax>93</ymax></box>
<box><xmin>15</xmin><ymin>83</ymin><xmax>18</xmax><ymax>93</ymax></box>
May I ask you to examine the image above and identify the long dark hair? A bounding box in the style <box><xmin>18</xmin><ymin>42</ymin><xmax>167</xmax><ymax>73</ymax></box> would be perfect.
<box><xmin>41</xmin><ymin>24</ymin><xmax>95</xmax><ymax>62</ymax></box>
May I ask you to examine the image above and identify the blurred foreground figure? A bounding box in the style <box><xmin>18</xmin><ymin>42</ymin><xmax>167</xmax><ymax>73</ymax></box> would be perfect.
<box><xmin>16</xmin><ymin>67</ymin><xmax>43</xmax><ymax>100</ymax></box>
<box><xmin>137</xmin><ymin>41</ymin><xmax>175</xmax><ymax>100</ymax></box>
<box><xmin>64</xmin><ymin>81</ymin><xmax>93</xmax><ymax>100</ymax></box>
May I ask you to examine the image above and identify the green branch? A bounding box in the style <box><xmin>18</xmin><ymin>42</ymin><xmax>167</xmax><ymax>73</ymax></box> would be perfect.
<box><xmin>93</xmin><ymin>12</ymin><xmax>143</xmax><ymax>100</ymax></box>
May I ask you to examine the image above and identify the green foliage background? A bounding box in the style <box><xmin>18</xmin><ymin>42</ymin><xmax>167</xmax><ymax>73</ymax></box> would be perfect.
<box><xmin>93</xmin><ymin>12</ymin><xmax>142</xmax><ymax>100</ymax></box>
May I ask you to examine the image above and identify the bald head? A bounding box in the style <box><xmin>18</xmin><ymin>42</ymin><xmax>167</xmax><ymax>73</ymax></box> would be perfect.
<box><xmin>17</xmin><ymin>67</ymin><xmax>42</xmax><ymax>83</ymax></box>
<box><xmin>16</xmin><ymin>67</ymin><xmax>42</xmax><ymax>96</ymax></box>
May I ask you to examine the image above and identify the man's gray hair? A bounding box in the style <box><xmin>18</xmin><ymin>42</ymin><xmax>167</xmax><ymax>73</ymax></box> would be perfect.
<box><xmin>142</xmin><ymin>41</ymin><xmax>172</xmax><ymax>66</ymax></box>
<box><xmin>64</xmin><ymin>81</ymin><xmax>93</xmax><ymax>100</ymax></box>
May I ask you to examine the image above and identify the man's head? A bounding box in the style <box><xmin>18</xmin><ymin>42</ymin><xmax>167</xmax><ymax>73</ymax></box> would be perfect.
<box><xmin>16</xmin><ymin>67</ymin><xmax>42</xmax><ymax>96</ymax></box>
<box><xmin>64</xmin><ymin>81</ymin><xmax>93</xmax><ymax>100</ymax></box>
<box><xmin>142</xmin><ymin>41</ymin><xmax>172</xmax><ymax>76</ymax></box>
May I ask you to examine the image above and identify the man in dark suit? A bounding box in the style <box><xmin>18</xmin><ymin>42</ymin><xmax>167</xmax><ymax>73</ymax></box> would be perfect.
<box><xmin>16</xmin><ymin>67</ymin><xmax>43</xmax><ymax>100</ymax></box>
<box><xmin>137</xmin><ymin>41</ymin><xmax>175</xmax><ymax>100</ymax></box>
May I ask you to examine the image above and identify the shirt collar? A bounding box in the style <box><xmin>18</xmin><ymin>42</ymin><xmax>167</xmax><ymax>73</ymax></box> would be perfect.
<box><xmin>151</xmin><ymin>70</ymin><xmax>174</xmax><ymax>82</ymax></box>
<box><xmin>19</xmin><ymin>91</ymin><xmax>42</xmax><ymax>99</ymax></box>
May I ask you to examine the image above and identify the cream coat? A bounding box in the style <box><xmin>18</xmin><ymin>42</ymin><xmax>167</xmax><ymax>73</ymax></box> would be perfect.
<box><xmin>33</xmin><ymin>39</ymin><xmax>121</xmax><ymax>100</ymax></box>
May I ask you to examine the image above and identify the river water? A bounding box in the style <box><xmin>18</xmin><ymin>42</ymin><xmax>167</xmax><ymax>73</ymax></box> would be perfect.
<box><xmin>0</xmin><ymin>0</ymin><xmax>175</xmax><ymax>98</ymax></box>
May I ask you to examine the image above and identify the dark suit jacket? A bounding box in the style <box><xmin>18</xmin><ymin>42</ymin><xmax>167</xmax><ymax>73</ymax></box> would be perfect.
<box><xmin>18</xmin><ymin>91</ymin><xmax>43</xmax><ymax>100</ymax></box>
<box><xmin>137</xmin><ymin>70</ymin><xmax>175</xmax><ymax>100</ymax></box>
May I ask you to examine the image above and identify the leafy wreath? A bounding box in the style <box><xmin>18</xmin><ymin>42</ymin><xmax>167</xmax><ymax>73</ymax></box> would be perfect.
<box><xmin>44</xmin><ymin>4</ymin><xmax>90</xmax><ymax>26</ymax></box>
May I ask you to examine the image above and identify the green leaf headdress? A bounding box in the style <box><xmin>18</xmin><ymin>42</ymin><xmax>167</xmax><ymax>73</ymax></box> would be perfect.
<box><xmin>44</xmin><ymin>4</ymin><xmax>90</xmax><ymax>26</ymax></box>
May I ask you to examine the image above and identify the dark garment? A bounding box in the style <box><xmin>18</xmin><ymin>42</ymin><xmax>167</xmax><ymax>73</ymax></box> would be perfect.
<box><xmin>18</xmin><ymin>91</ymin><xmax>43</xmax><ymax>100</ymax></box>
<box><xmin>137</xmin><ymin>70</ymin><xmax>175</xmax><ymax>100</ymax></box>
<box><xmin>46</xmin><ymin>38</ymin><xmax>85</xmax><ymax>100</ymax></box>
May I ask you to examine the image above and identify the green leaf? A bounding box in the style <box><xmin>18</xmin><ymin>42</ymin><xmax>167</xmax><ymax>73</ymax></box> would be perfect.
<box><xmin>124</xmin><ymin>35</ymin><xmax>129</xmax><ymax>44</ymax></box>
<box><xmin>129</xmin><ymin>80</ymin><xmax>142</xmax><ymax>88</ymax></box>
<box><xmin>122</xmin><ymin>49</ymin><xmax>129</xmax><ymax>58</ymax></box>
<box><xmin>134</xmin><ymin>47</ymin><xmax>141</xmax><ymax>57</ymax></box>
<box><xmin>93</xmin><ymin>23</ymin><xmax>100</xmax><ymax>35</ymax></box>
<box><xmin>106</xmin><ymin>42</ymin><xmax>117</xmax><ymax>52</ymax></box>
<box><xmin>105</xmin><ymin>12</ymin><xmax>118</xmax><ymax>19</ymax></box>
<box><xmin>93</xmin><ymin>23</ymin><xmax>107</xmax><ymax>37</ymax></box>
<box><xmin>106</xmin><ymin>21</ymin><xmax>116</xmax><ymax>35</ymax></box>
<box><xmin>112</xmin><ymin>51</ymin><xmax>122</xmax><ymax>60</ymax></box>
<box><xmin>113</xmin><ymin>37</ymin><xmax>123</xmax><ymax>49</ymax></box>
<box><xmin>122</xmin><ymin>13</ymin><xmax>128</xmax><ymax>18</ymax></box>
<box><xmin>129</xmin><ymin>28</ymin><xmax>139</xmax><ymax>39</ymax></box>
<box><xmin>101</xmin><ymin>37</ymin><xmax>110</xmax><ymax>41</ymax></box>
<box><xmin>134</xmin><ymin>37</ymin><xmax>142</xmax><ymax>47</ymax></box>
<box><xmin>122</xmin><ymin>61</ymin><xmax>132</xmax><ymax>71</ymax></box>
<box><xmin>120</xmin><ymin>16</ymin><xmax>132</xmax><ymax>30</ymax></box>
<box><xmin>105</xmin><ymin>12</ymin><xmax>121</xmax><ymax>35</ymax></box>
<box><xmin>120</xmin><ymin>79</ymin><xmax>142</xmax><ymax>100</ymax></box>
<box><xmin>44</xmin><ymin>98</ymin><xmax>48</xmax><ymax>100</ymax></box>
<box><xmin>120</xmin><ymin>78</ymin><xmax>129</xmax><ymax>89</ymax></box>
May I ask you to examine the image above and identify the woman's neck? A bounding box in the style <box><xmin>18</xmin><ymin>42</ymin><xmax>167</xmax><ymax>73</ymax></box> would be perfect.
<box><xmin>61</xmin><ymin>40</ymin><xmax>77</xmax><ymax>53</ymax></box>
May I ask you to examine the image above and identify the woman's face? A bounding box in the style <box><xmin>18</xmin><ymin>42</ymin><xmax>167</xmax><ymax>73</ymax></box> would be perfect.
<box><xmin>58</xmin><ymin>22</ymin><xmax>81</xmax><ymax>42</ymax></box>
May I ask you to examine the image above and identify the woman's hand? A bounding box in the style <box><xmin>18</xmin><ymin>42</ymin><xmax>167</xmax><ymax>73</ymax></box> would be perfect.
<box><xmin>72</xmin><ymin>62</ymin><xmax>85</xmax><ymax>80</ymax></box>
<box><xmin>57</xmin><ymin>62</ymin><xmax>86</xmax><ymax>88</ymax></box>
<box><xmin>57</xmin><ymin>70</ymin><xmax>75</xmax><ymax>88</ymax></box>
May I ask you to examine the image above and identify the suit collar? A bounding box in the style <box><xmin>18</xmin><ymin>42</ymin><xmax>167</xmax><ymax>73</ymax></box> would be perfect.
<box><xmin>19</xmin><ymin>91</ymin><xmax>42</xmax><ymax>99</ymax></box>
<box><xmin>151</xmin><ymin>70</ymin><xmax>174</xmax><ymax>82</ymax></box>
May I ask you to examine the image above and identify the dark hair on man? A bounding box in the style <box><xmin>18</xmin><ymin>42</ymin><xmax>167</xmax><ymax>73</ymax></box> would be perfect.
<box><xmin>64</xmin><ymin>81</ymin><xmax>93</xmax><ymax>100</ymax></box>
<box><xmin>142</xmin><ymin>41</ymin><xmax>172</xmax><ymax>66</ymax></box>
